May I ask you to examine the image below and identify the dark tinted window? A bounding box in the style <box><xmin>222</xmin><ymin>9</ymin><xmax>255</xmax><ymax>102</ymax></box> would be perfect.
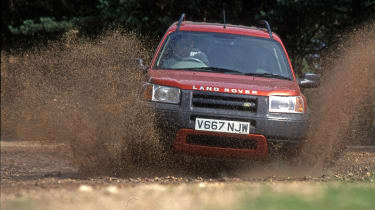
<box><xmin>155</xmin><ymin>31</ymin><xmax>292</xmax><ymax>79</ymax></box>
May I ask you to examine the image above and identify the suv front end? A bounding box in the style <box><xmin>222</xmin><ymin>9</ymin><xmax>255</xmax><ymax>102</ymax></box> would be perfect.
<box><xmin>144</xmin><ymin>18</ymin><xmax>318</xmax><ymax>159</ymax></box>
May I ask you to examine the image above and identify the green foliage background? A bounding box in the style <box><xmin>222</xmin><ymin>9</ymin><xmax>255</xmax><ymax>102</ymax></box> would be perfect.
<box><xmin>3</xmin><ymin>0</ymin><xmax>375</xmax><ymax>74</ymax></box>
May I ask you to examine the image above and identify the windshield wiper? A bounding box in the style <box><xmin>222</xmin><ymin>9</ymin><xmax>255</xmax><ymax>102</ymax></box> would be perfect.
<box><xmin>177</xmin><ymin>67</ymin><xmax>243</xmax><ymax>74</ymax></box>
<box><xmin>175</xmin><ymin>67</ymin><xmax>292</xmax><ymax>80</ymax></box>
<box><xmin>243</xmin><ymin>73</ymin><xmax>292</xmax><ymax>80</ymax></box>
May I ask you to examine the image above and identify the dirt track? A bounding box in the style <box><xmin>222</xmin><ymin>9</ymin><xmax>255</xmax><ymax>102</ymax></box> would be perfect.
<box><xmin>1</xmin><ymin>140</ymin><xmax>374</xmax><ymax>197</ymax></box>
<box><xmin>2</xmin><ymin>25</ymin><xmax>374</xmax><ymax>199</ymax></box>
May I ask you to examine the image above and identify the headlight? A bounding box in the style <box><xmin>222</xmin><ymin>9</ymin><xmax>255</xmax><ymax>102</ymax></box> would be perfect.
<box><xmin>144</xmin><ymin>84</ymin><xmax>180</xmax><ymax>104</ymax></box>
<box><xmin>269</xmin><ymin>96</ymin><xmax>305</xmax><ymax>113</ymax></box>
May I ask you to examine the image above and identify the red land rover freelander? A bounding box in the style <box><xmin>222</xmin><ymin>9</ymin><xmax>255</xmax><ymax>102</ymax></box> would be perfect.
<box><xmin>143</xmin><ymin>14</ymin><xmax>320</xmax><ymax>159</ymax></box>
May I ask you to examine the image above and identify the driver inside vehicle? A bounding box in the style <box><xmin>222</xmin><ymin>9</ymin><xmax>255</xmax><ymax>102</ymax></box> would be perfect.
<box><xmin>160</xmin><ymin>33</ymin><xmax>209</xmax><ymax>69</ymax></box>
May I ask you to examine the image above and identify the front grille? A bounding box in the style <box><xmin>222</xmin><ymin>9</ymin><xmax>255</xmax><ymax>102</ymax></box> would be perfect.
<box><xmin>192</xmin><ymin>91</ymin><xmax>257</xmax><ymax>112</ymax></box>
<box><xmin>186</xmin><ymin>134</ymin><xmax>257</xmax><ymax>150</ymax></box>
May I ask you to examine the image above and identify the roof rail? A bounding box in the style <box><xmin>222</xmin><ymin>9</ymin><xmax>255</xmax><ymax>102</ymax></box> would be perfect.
<box><xmin>223</xmin><ymin>9</ymin><xmax>226</xmax><ymax>28</ymax></box>
<box><xmin>176</xmin><ymin>13</ymin><xmax>186</xmax><ymax>31</ymax></box>
<box><xmin>258</xmin><ymin>20</ymin><xmax>273</xmax><ymax>39</ymax></box>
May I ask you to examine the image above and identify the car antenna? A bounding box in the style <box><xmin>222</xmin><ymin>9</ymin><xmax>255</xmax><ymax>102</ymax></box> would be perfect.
<box><xmin>176</xmin><ymin>13</ymin><xmax>185</xmax><ymax>31</ymax></box>
<box><xmin>258</xmin><ymin>20</ymin><xmax>273</xmax><ymax>39</ymax></box>
<box><xmin>223</xmin><ymin>8</ymin><xmax>226</xmax><ymax>28</ymax></box>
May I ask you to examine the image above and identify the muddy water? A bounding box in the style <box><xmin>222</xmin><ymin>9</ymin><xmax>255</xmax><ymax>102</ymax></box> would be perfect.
<box><xmin>1</xmin><ymin>23</ymin><xmax>374</xmax><ymax>178</ymax></box>
<box><xmin>226</xmin><ymin>23</ymin><xmax>375</xmax><ymax>179</ymax></box>
<box><xmin>1</xmin><ymin>31</ymin><xmax>163</xmax><ymax>176</ymax></box>
<box><xmin>299</xmin><ymin>22</ymin><xmax>375</xmax><ymax>170</ymax></box>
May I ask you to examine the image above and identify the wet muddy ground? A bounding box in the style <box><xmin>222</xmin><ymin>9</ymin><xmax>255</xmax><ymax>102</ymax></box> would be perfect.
<box><xmin>1</xmin><ymin>140</ymin><xmax>374</xmax><ymax>197</ymax></box>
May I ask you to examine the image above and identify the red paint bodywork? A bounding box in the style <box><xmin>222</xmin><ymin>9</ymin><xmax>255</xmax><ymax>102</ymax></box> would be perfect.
<box><xmin>149</xmin><ymin>69</ymin><xmax>301</xmax><ymax>96</ymax></box>
<box><xmin>148</xmin><ymin>21</ymin><xmax>304</xmax><ymax>159</ymax></box>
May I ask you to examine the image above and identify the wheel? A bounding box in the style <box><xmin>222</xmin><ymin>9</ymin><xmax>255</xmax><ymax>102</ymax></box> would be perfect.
<box><xmin>326</xmin><ymin>141</ymin><xmax>348</xmax><ymax>165</ymax></box>
<box><xmin>70</xmin><ymin>139</ymin><xmax>116</xmax><ymax>176</ymax></box>
<box><xmin>268</xmin><ymin>142</ymin><xmax>303</xmax><ymax>160</ymax></box>
<box><xmin>118</xmin><ymin>141</ymin><xmax>151</xmax><ymax>177</ymax></box>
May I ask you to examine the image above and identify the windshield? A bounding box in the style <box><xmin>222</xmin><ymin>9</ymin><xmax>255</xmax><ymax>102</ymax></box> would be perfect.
<box><xmin>154</xmin><ymin>31</ymin><xmax>293</xmax><ymax>80</ymax></box>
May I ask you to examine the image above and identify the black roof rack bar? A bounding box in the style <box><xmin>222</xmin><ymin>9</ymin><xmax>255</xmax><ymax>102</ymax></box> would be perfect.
<box><xmin>223</xmin><ymin>9</ymin><xmax>226</xmax><ymax>28</ymax></box>
<box><xmin>258</xmin><ymin>20</ymin><xmax>273</xmax><ymax>39</ymax></box>
<box><xmin>176</xmin><ymin>13</ymin><xmax>186</xmax><ymax>31</ymax></box>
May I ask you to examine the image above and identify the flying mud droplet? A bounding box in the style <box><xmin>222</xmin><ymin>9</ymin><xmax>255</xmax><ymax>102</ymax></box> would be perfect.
<box><xmin>1</xmin><ymin>30</ymin><xmax>164</xmax><ymax>176</ymax></box>
<box><xmin>233</xmin><ymin>22</ymin><xmax>375</xmax><ymax>179</ymax></box>
<box><xmin>2</xmin><ymin>23</ymin><xmax>374</xmax><ymax>179</ymax></box>
<box><xmin>299</xmin><ymin>22</ymin><xmax>375</xmax><ymax>171</ymax></box>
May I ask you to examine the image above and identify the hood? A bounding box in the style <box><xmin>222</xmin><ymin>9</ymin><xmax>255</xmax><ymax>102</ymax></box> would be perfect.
<box><xmin>149</xmin><ymin>70</ymin><xmax>301</xmax><ymax>96</ymax></box>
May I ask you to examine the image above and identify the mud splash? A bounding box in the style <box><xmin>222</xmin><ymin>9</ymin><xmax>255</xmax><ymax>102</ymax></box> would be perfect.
<box><xmin>299</xmin><ymin>22</ymin><xmax>375</xmax><ymax>171</ymax></box>
<box><xmin>1</xmin><ymin>30</ymin><xmax>163</xmax><ymax>176</ymax></box>
<box><xmin>233</xmin><ymin>22</ymin><xmax>375</xmax><ymax>179</ymax></box>
<box><xmin>1</xmin><ymin>23</ymin><xmax>374</xmax><ymax>179</ymax></box>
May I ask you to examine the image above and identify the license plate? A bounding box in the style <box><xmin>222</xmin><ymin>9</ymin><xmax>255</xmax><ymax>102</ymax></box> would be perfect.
<box><xmin>195</xmin><ymin>118</ymin><xmax>250</xmax><ymax>134</ymax></box>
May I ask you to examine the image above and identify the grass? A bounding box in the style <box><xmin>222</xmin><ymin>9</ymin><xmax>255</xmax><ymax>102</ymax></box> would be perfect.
<box><xmin>1</xmin><ymin>199</ymin><xmax>36</xmax><ymax>210</ymax></box>
<box><xmin>239</xmin><ymin>184</ymin><xmax>375</xmax><ymax>210</ymax></box>
<box><xmin>2</xmin><ymin>182</ymin><xmax>375</xmax><ymax>210</ymax></box>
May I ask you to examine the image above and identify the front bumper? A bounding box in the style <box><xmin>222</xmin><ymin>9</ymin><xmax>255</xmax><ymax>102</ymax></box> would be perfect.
<box><xmin>174</xmin><ymin>129</ymin><xmax>268</xmax><ymax>159</ymax></box>
<box><xmin>149</xmin><ymin>90</ymin><xmax>310</xmax><ymax>159</ymax></box>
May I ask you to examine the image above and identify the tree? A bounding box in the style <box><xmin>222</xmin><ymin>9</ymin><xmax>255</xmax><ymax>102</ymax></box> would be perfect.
<box><xmin>2</xmin><ymin>0</ymin><xmax>375</xmax><ymax>73</ymax></box>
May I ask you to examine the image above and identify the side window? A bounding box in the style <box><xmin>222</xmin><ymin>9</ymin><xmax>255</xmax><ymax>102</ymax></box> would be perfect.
<box><xmin>271</xmin><ymin>45</ymin><xmax>291</xmax><ymax>77</ymax></box>
<box><xmin>156</xmin><ymin>36</ymin><xmax>172</xmax><ymax>67</ymax></box>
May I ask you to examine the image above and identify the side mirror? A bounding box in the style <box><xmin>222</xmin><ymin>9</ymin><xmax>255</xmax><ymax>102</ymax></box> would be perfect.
<box><xmin>298</xmin><ymin>73</ymin><xmax>320</xmax><ymax>88</ymax></box>
<box><xmin>136</xmin><ymin>58</ymin><xmax>148</xmax><ymax>71</ymax></box>
<box><xmin>126</xmin><ymin>58</ymin><xmax>148</xmax><ymax>72</ymax></box>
